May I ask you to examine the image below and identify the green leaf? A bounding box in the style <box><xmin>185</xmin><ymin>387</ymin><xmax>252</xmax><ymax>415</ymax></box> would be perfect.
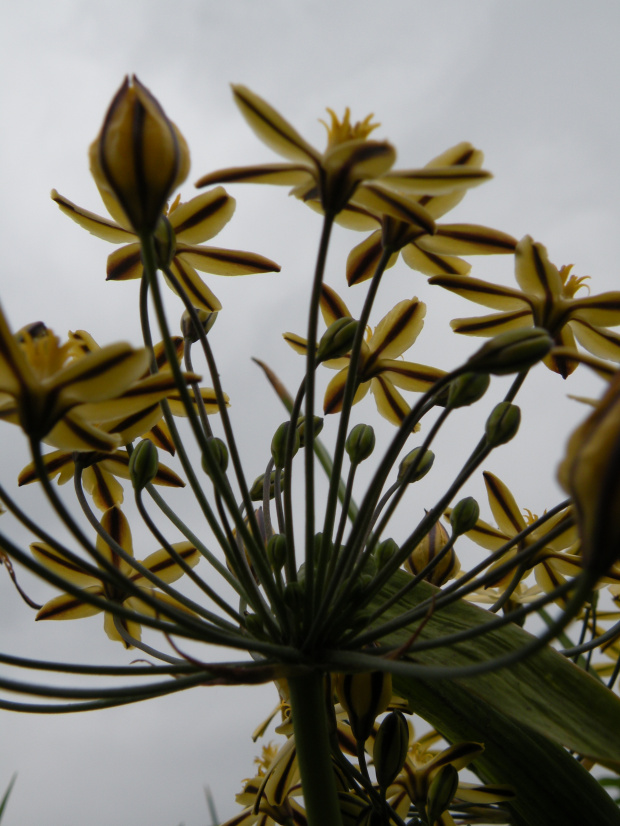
<box><xmin>374</xmin><ymin>570</ymin><xmax>620</xmax><ymax>770</ymax></box>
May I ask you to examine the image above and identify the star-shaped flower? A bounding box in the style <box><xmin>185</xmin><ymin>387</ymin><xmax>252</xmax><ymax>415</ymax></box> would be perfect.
<box><xmin>430</xmin><ymin>236</ymin><xmax>620</xmax><ymax>377</ymax></box>
<box><xmin>34</xmin><ymin>505</ymin><xmax>200</xmax><ymax>647</ymax></box>
<box><xmin>284</xmin><ymin>284</ymin><xmax>445</xmax><ymax>426</ymax></box>
<box><xmin>51</xmin><ymin>187</ymin><xmax>280</xmax><ymax>312</ymax></box>
<box><xmin>196</xmin><ymin>86</ymin><xmax>490</xmax><ymax>221</ymax></box>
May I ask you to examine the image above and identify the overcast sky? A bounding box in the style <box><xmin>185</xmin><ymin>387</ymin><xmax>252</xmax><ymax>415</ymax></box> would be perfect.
<box><xmin>1</xmin><ymin>2</ymin><xmax>619</xmax><ymax>825</ymax></box>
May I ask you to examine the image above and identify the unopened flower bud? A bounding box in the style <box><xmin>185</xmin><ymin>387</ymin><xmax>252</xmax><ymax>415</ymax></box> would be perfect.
<box><xmin>296</xmin><ymin>415</ymin><xmax>324</xmax><ymax>447</ymax></box>
<box><xmin>266</xmin><ymin>534</ymin><xmax>287</xmax><ymax>572</ymax></box>
<box><xmin>345</xmin><ymin>423</ymin><xmax>376</xmax><ymax>464</ymax></box>
<box><xmin>271</xmin><ymin>422</ymin><xmax>300</xmax><ymax>468</ymax></box>
<box><xmin>485</xmin><ymin>402</ymin><xmax>521</xmax><ymax>446</ymax></box>
<box><xmin>316</xmin><ymin>318</ymin><xmax>360</xmax><ymax>362</ymax></box>
<box><xmin>405</xmin><ymin>518</ymin><xmax>459</xmax><ymax>586</ymax></box>
<box><xmin>128</xmin><ymin>439</ymin><xmax>159</xmax><ymax>490</ymax></box>
<box><xmin>467</xmin><ymin>327</ymin><xmax>552</xmax><ymax>375</ymax></box>
<box><xmin>334</xmin><ymin>671</ymin><xmax>392</xmax><ymax>742</ymax></box>
<box><xmin>250</xmin><ymin>470</ymin><xmax>284</xmax><ymax>501</ymax></box>
<box><xmin>90</xmin><ymin>75</ymin><xmax>190</xmax><ymax>234</ymax></box>
<box><xmin>398</xmin><ymin>447</ymin><xmax>434</xmax><ymax>484</ymax></box>
<box><xmin>373</xmin><ymin>537</ymin><xmax>399</xmax><ymax>569</ymax></box>
<box><xmin>181</xmin><ymin>308</ymin><xmax>218</xmax><ymax>342</ymax></box>
<box><xmin>373</xmin><ymin>711</ymin><xmax>410</xmax><ymax>790</ymax></box>
<box><xmin>449</xmin><ymin>497</ymin><xmax>480</xmax><ymax>536</ymax></box>
<box><xmin>445</xmin><ymin>372</ymin><xmax>490</xmax><ymax>409</ymax></box>
<box><xmin>426</xmin><ymin>765</ymin><xmax>459</xmax><ymax>826</ymax></box>
<box><xmin>201</xmin><ymin>437</ymin><xmax>229</xmax><ymax>478</ymax></box>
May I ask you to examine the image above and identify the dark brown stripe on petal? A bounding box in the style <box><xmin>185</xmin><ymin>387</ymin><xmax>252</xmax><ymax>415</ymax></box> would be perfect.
<box><xmin>106</xmin><ymin>248</ymin><xmax>142</xmax><ymax>281</ymax></box>
<box><xmin>320</xmin><ymin>284</ymin><xmax>348</xmax><ymax>320</ymax></box>
<box><xmin>483</xmin><ymin>472</ymin><xmax>522</xmax><ymax>533</ymax></box>
<box><xmin>36</xmin><ymin>595</ymin><xmax>91</xmax><ymax>620</ymax></box>
<box><xmin>32</xmin><ymin>543</ymin><xmax>93</xmax><ymax>577</ymax></box>
<box><xmin>147</xmin><ymin>545</ymin><xmax>197</xmax><ymax>576</ymax></box>
<box><xmin>173</xmin><ymin>193</ymin><xmax>229</xmax><ymax>236</ymax></box>
<box><xmin>367</xmin><ymin>301</ymin><xmax>420</xmax><ymax>367</ymax></box>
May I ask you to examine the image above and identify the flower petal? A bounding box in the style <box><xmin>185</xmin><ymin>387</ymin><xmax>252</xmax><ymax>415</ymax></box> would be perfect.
<box><xmin>82</xmin><ymin>463</ymin><xmax>125</xmax><ymax>511</ymax></box>
<box><xmin>370</xmin><ymin>376</ymin><xmax>415</xmax><ymax>427</ymax></box>
<box><xmin>320</xmin><ymin>284</ymin><xmax>352</xmax><ymax>326</ymax></box>
<box><xmin>324</xmin><ymin>369</ymin><xmax>369</xmax><ymax>415</ymax></box>
<box><xmin>514</xmin><ymin>236</ymin><xmax>563</xmax><ymax>299</ymax></box>
<box><xmin>46</xmin><ymin>411</ymin><xmax>122</xmax><ymax>452</ymax></box>
<box><xmin>166</xmin><ymin>387</ymin><xmax>229</xmax><ymax>417</ymax></box>
<box><xmin>50</xmin><ymin>190</ymin><xmax>135</xmax><ymax>243</ymax></box>
<box><xmin>378</xmin><ymin>359</ymin><xmax>446</xmax><ymax>391</ymax></box>
<box><xmin>570</xmin><ymin>317</ymin><xmax>620</xmax><ymax>362</ymax></box>
<box><xmin>166</xmin><ymin>258</ymin><xmax>222</xmax><ymax>312</ymax></box>
<box><xmin>367</xmin><ymin>299</ymin><xmax>425</xmax><ymax>364</ymax></box>
<box><xmin>283</xmin><ymin>332</ymin><xmax>308</xmax><ymax>356</ymax></box>
<box><xmin>36</xmin><ymin>586</ymin><xmax>104</xmax><ymax>621</ymax></box>
<box><xmin>450</xmin><ymin>309</ymin><xmax>532</xmax><ymax>337</ymax></box>
<box><xmin>176</xmin><ymin>244</ymin><xmax>281</xmax><ymax>276</ymax></box>
<box><xmin>52</xmin><ymin>343</ymin><xmax>150</xmax><ymax>406</ymax></box>
<box><xmin>347</xmin><ymin>232</ymin><xmax>398</xmax><ymax>286</ymax></box>
<box><xmin>169</xmin><ymin>188</ymin><xmax>236</xmax><ymax>244</ymax></box>
<box><xmin>417</xmin><ymin>224</ymin><xmax>517</xmax><ymax>256</ymax></box>
<box><xmin>401</xmin><ymin>243</ymin><xmax>471</xmax><ymax>277</ymax></box>
<box><xmin>568</xmin><ymin>294</ymin><xmax>620</xmax><ymax>328</ymax></box>
<box><xmin>132</xmin><ymin>541</ymin><xmax>200</xmax><ymax>586</ymax></box>
<box><xmin>30</xmin><ymin>542</ymin><xmax>98</xmax><ymax>587</ymax></box>
<box><xmin>380</xmin><ymin>166</ymin><xmax>491</xmax><ymax>195</ymax></box>
<box><xmin>353</xmin><ymin>184</ymin><xmax>436</xmax><ymax>234</ymax></box>
<box><xmin>196</xmin><ymin>163</ymin><xmax>312</xmax><ymax>188</ymax></box>
<box><xmin>483</xmin><ymin>472</ymin><xmax>526</xmax><ymax>536</ymax></box>
<box><xmin>429</xmin><ymin>274</ymin><xmax>530</xmax><ymax>312</ymax></box>
<box><xmin>106</xmin><ymin>243</ymin><xmax>143</xmax><ymax>281</ymax></box>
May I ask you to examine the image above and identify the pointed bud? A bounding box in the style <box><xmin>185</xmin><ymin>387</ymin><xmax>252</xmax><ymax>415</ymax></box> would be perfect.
<box><xmin>334</xmin><ymin>671</ymin><xmax>392</xmax><ymax>742</ymax></box>
<box><xmin>397</xmin><ymin>447</ymin><xmax>434</xmax><ymax>484</ymax></box>
<box><xmin>467</xmin><ymin>327</ymin><xmax>552</xmax><ymax>375</ymax></box>
<box><xmin>449</xmin><ymin>497</ymin><xmax>480</xmax><ymax>536</ymax></box>
<box><xmin>266</xmin><ymin>534</ymin><xmax>287</xmax><ymax>572</ymax></box>
<box><xmin>485</xmin><ymin>402</ymin><xmax>521</xmax><ymax>446</ymax></box>
<box><xmin>128</xmin><ymin>439</ymin><xmax>159</xmax><ymax>490</ymax></box>
<box><xmin>296</xmin><ymin>415</ymin><xmax>324</xmax><ymax>447</ymax></box>
<box><xmin>373</xmin><ymin>711</ymin><xmax>410</xmax><ymax>790</ymax></box>
<box><xmin>250</xmin><ymin>470</ymin><xmax>285</xmax><ymax>501</ymax></box>
<box><xmin>345</xmin><ymin>423</ymin><xmax>376</xmax><ymax>464</ymax></box>
<box><xmin>201</xmin><ymin>437</ymin><xmax>229</xmax><ymax>478</ymax></box>
<box><xmin>444</xmin><ymin>372</ymin><xmax>490</xmax><ymax>409</ymax></box>
<box><xmin>373</xmin><ymin>537</ymin><xmax>399</xmax><ymax>569</ymax></box>
<box><xmin>90</xmin><ymin>75</ymin><xmax>190</xmax><ymax>234</ymax></box>
<box><xmin>426</xmin><ymin>765</ymin><xmax>459</xmax><ymax>826</ymax></box>
<box><xmin>271</xmin><ymin>422</ymin><xmax>300</xmax><ymax>468</ymax></box>
<box><xmin>405</xmin><ymin>518</ymin><xmax>459</xmax><ymax>586</ymax></box>
<box><xmin>317</xmin><ymin>318</ymin><xmax>360</xmax><ymax>362</ymax></box>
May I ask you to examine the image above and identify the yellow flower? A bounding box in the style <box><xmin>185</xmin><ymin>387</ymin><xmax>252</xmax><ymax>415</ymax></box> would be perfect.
<box><xmin>89</xmin><ymin>75</ymin><xmax>190</xmax><ymax>234</ymax></box>
<box><xmin>196</xmin><ymin>86</ymin><xmax>490</xmax><ymax>220</ymax></box>
<box><xmin>34</xmin><ymin>505</ymin><xmax>200</xmax><ymax>647</ymax></box>
<box><xmin>285</xmin><ymin>284</ymin><xmax>445</xmax><ymax>426</ymax></box>
<box><xmin>0</xmin><ymin>315</ymin><xmax>149</xmax><ymax>450</ymax></box>
<box><xmin>430</xmin><ymin>236</ymin><xmax>620</xmax><ymax>377</ymax></box>
<box><xmin>52</xmin><ymin>187</ymin><xmax>280</xmax><ymax>312</ymax></box>
<box><xmin>558</xmin><ymin>371</ymin><xmax>620</xmax><ymax>577</ymax></box>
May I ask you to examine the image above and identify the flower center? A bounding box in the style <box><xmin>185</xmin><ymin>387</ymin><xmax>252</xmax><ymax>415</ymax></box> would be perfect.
<box><xmin>320</xmin><ymin>108</ymin><xmax>380</xmax><ymax>149</ymax></box>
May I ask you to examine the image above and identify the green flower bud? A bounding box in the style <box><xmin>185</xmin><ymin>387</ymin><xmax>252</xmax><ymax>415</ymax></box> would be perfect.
<box><xmin>373</xmin><ymin>537</ymin><xmax>399</xmax><ymax>569</ymax></box>
<box><xmin>335</xmin><ymin>671</ymin><xmax>392</xmax><ymax>742</ymax></box>
<box><xmin>345</xmin><ymin>423</ymin><xmax>376</xmax><ymax>464</ymax></box>
<box><xmin>316</xmin><ymin>317</ymin><xmax>360</xmax><ymax>362</ymax></box>
<box><xmin>373</xmin><ymin>711</ymin><xmax>410</xmax><ymax>790</ymax></box>
<box><xmin>485</xmin><ymin>402</ymin><xmax>521</xmax><ymax>446</ymax></box>
<box><xmin>426</xmin><ymin>764</ymin><xmax>459</xmax><ymax>826</ymax></box>
<box><xmin>128</xmin><ymin>439</ymin><xmax>159</xmax><ymax>490</ymax></box>
<box><xmin>201</xmin><ymin>437</ymin><xmax>229</xmax><ymax>479</ymax></box>
<box><xmin>405</xmin><ymin>518</ymin><xmax>460</xmax><ymax>586</ymax></box>
<box><xmin>444</xmin><ymin>372</ymin><xmax>490</xmax><ymax>409</ymax></box>
<box><xmin>153</xmin><ymin>214</ymin><xmax>176</xmax><ymax>269</ymax></box>
<box><xmin>271</xmin><ymin>422</ymin><xmax>300</xmax><ymax>469</ymax></box>
<box><xmin>397</xmin><ymin>447</ymin><xmax>434</xmax><ymax>484</ymax></box>
<box><xmin>249</xmin><ymin>470</ymin><xmax>285</xmax><ymax>501</ymax></box>
<box><xmin>181</xmin><ymin>307</ymin><xmax>218</xmax><ymax>341</ymax></box>
<box><xmin>296</xmin><ymin>415</ymin><xmax>324</xmax><ymax>447</ymax></box>
<box><xmin>467</xmin><ymin>327</ymin><xmax>552</xmax><ymax>375</ymax></box>
<box><xmin>449</xmin><ymin>497</ymin><xmax>480</xmax><ymax>536</ymax></box>
<box><xmin>266</xmin><ymin>534</ymin><xmax>287</xmax><ymax>572</ymax></box>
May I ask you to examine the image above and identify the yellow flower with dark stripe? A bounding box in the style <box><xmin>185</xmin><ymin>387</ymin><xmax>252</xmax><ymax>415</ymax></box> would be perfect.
<box><xmin>34</xmin><ymin>505</ymin><xmax>200</xmax><ymax>647</ymax></box>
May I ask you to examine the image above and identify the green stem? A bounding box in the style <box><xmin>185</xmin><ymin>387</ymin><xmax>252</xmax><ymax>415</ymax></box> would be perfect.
<box><xmin>287</xmin><ymin>672</ymin><xmax>343</xmax><ymax>826</ymax></box>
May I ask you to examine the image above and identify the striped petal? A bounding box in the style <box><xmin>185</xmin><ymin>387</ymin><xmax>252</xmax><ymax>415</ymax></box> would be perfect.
<box><xmin>97</xmin><ymin>505</ymin><xmax>133</xmax><ymax>571</ymax></box>
<box><xmin>50</xmin><ymin>190</ymin><xmax>135</xmax><ymax>243</ymax></box>
<box><xmin>378</xmin><ymin>359</ymin><xmax>446</xmax><ymax>391</ymax></box>
<box><xmin>176</xmin><ymin>245</ymin><xmax>281</xmax><ymax>276</ymax></box>
<box><xmin>283</xmin><ymin>332</ymin><xmax>308</xmax><ymax>356</ymax></box>
<box><xmin>515</xmin><ymin>236</ymin><xmax>563</xmax><ymax>299</ymax></box>
<box><xmin>196</xmin><ymin>163</ymin><xmax>312</xmax><ymax>188</ymax></box>
<box><xmin>429</xmin><ymin>274</ymin><xmax>530</xmax><ymax>312</ymax></box>
<box><xmin>0</xmin><ymin>303</ymin><xmax>32</xmax><ymax>397</ymax></box>
<box><xmin>18</xmin><ymin>450</ymin><xmax>74</xmax><ymax>486</ymax></box>
<box><xmin>334</xmin><ymin>202</ymin><xmax>381</xmax><ymax>231</ymax></box>
<box><xmin>401</xmin><ymin>242</ymin><xmax>471</xmax><ymax>277</ymax></box>
<box><xmin>106</xmin><ymin>243</ymin><xmax>142</xmax><ymax>281</ymax></box>
<box><xmin>450</xmin><ymin>309</ymin><xmax>532</xmax><ymax>337</ymax></box>
<box><xmin>570</xmin><ymin>317</ymin><xmax>620</xmax><ymax>362</ymax></box>
<box><xmin>169</xmin><ymin>188</ymin><xmax>236</xmax><ymax>244</ymax></box>
<box><xmin>353</xmin><ymin>184</ymin><xmax>436</xmax><ymax>233</ymax></box>
<box><xmin>166</xmin><ymin>387</ymin><xmax>229</xmax><ymax>417</ymax></box>
<box><xmin>367</xmin><ymin>299</ymin><xmax>425</xmax><ymax>363</ymax></box>
<box><xmin>370</xmin><ymin>376</ymin><xmax>414</xmax><ymax>427</ymax></box>
<box><xmin>52</xmin><ymin>344</ymin><xmax>150</xmax><ymax>406</ymax></box>
<box><xmin>82</xmin><ymin>463</ymin><xmax>125</xmax><ymax>511</ymax></box>
<box><xmin>417</xmin><ymin>224</ymin><xmax>517</xmax><ymax>256</ymax></box>
<box><xmin>132</xmin><ymin>541</ymin><xmax>200</xmax><ymax>587</ymax></box>
<box><xmin>103</xmin><ymin>609</ymin><xmax>142</xmax><ymax>647</ymax></box>
<box><xmin>483</xmin><ymin>472</ymin><xmax>526</xmax><ymax>536</ymax></box>
<box><xmin>324</xmin><ymin>369</ymin><xmax>369</xmax><ymax>415</ymax></box>
<box><xmin>166</xmin><ymin>258</ymin><xmax>222</xmax><ymax>312</ymax></box>
<box><xmin>424</xmin><ymin>142</ymin><xmax>485</xmax><ymax>170</ymax></box>
<box><xmin>320</xmin><ymin>283</ymin><xmax>352</xmax><ymax>325</ymax></box>
<box><xmin>232</xmin><ymin>85</ymin><xmax>320</xmax><ymax>165</ymax></box>
<box><xmin>98</xmin><ymin>451</ymin><xmax>185</xmax><ymax>488</ymax></box>
<box><xmin>30</xmin><ymin>542</ymin><xmax>98</xmax><ymax>587</ymax></box>
<box><xmin>347</xmin><ymin>232</ymin><xmax>398</xmax><ymax>286</ymax></box>
<box><xmin>36</xmin><ymin>586</ymin><xmax>104</xmax><ymax>621</ymax></box>
<box><xmin>46</xmin><ymin>411</ymin><xmax>122</xmax><ymax>452</ymax></box>
<box><xmin>380</xmin><ymin>166</ymin><xmax>491</xmax><ymax>195</ymax></box>
<box><xmin>568</xmin><ymin>293</ymin><xmax>620</xmax><ymax>327</ymax></box>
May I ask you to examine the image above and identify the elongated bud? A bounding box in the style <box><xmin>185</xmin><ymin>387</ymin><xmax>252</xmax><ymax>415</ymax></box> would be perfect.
<box><xmin>335</xmin><ymin>671</ymin><xmax>392</xmax><ymax>742</ymax></box>
<box><xmin>444</xmin><ymin>372</ymin><xmax>490</xmax><ymax>409</ymax></box>
<box><xmin>89</xmin><ymin>75</ymin><xmax>190</xmax><ymax>233</ymax></box>
<box><xmin>405</xmin><ymin>518</ymin><xmax>459</xmax><ymax>586</ymax></box>
<box><xmin>449</xmin><ymin>497</ymin><xmax>480</xmax><ymax>536</ymax></box>
<box><xmin>346</xmin><ymin>423</ymin><xmax>376</xmax><ymax>464</ymax></box>
<box><xmin>426</xmin><ymin>765</ymin><xmax>459</xmax><ymax>826</ymax></box>
<box><xmin>317</xmin><ymin>318</ymin><xmax>360</xmax><ymax>362</ymax></box>
<box><xmin>467</xmin><ymin>327</ymin><xmax>552</xmax><ymax>375</ymax></box>
<box><xmin>128</xmin><ymin>439</ymin><xmax>159</xmax><ymax>490</ymax></box>
<box><xmin>398</xmin><ymin>447</ymin><xmax>434</xmax><ymax>484</ymax></box>
<box><xmin>201</xmin><ymin>437</ymin><xmax>229</xmax><ymax>478</ymax></box>
<box><xmin>373</xmin><ymin>711</ymin><xmax>410</xmax><ymax>789</ymax></box>
<box><xmin>271</xmin><ymin>422</ymin><xmax>300</xmax><ymax>468</ymax></box>
<box><xmin>266</xmin><ymin>534</ymin><xmax>287</xmax><ymax>572</ymax></box>
<box><xmin>485</xmin><ymin>402</ymin><xmax>521</xmax><ymax>446</ymax></box>
<box><xmin>250</xmin><ymin>470</ymin><xmax>284</xmax><ymax>501</ymax></box>
<box><xmin>296</xmin><ymin>415</ymin><xmax>324</xmax><ymax>447</ymax></box>
<box><xmin>181</xmin><ymin>308</ymin><xmax>218</xmax><ymax>341</ymax></box>
<box><xmin>373</xmin><ymin>537</ymin><xmax>399</xmax><ymax>568</ymax></box>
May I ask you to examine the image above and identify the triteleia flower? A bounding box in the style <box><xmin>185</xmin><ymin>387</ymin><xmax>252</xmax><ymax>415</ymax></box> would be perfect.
<box><xmin>89</xmin><ymin>75</ymin><xmax>190</xmax><ymax>234</ymax></box>
<box><xmin>52</xmin><ymin>187</ymin><xmax>280</xmax><ymax>312</ymax></box>
<box><xmin>558</xmin><ymin>371</ymin><xmax>620</xmax><ymax>577</ymax></box>
<box><xmin>34</xmin><ymin>505</ymin><xmax>200</xmax><ymax>647</ymax></box>
<box><xmin>430</xmin><ymin>236</ymin><xmax>620</xmax><ymax>377</ymax></box>
<box><xmin>196</xmin><ymin>86</ymin><xmax>490</xmax><ymax>219</ymax></box>
<box><xmin>0</xmin><ymin>315</ymin><xmax>149</xmax><ymax>450</ymax></box>
<box><xmin>284</xmin><ymin>284</ymin><xmax>445</xmax><ymax>426</ymax></box>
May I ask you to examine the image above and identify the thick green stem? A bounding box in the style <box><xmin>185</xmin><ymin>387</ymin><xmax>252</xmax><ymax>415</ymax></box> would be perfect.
<box><xmin>287</xmin><ymin>672</ymin><xmax>343</xmax><ymax>826</ymax></box>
